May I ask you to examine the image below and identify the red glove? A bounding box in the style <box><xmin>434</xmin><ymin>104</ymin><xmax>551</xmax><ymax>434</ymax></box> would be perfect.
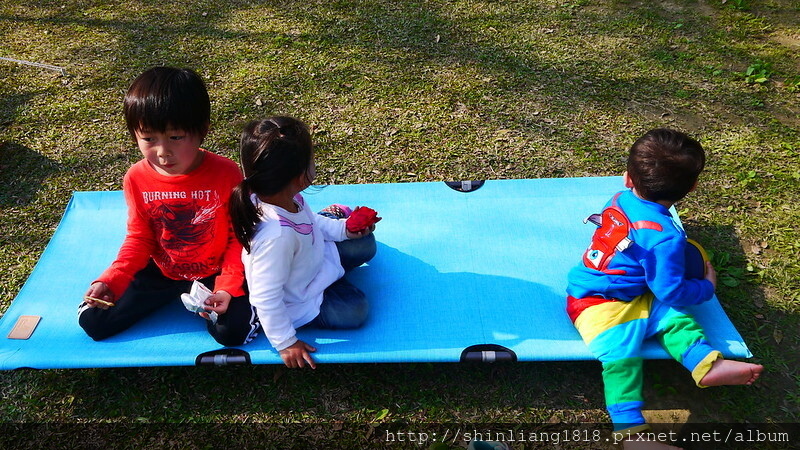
<box><xmin>346</xmin><ymin>207</ymin><xmax>381</xmax><ymax>233</ymax></box>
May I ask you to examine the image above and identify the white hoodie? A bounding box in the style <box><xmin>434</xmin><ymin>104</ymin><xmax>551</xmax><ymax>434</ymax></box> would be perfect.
<box><xmin>243</xmin><ymin>194</ymin><xmax>348</xmax><ymax>350</ymax></box>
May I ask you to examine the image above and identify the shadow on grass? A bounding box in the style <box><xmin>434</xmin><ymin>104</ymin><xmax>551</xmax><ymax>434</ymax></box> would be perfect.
<box><xmin>0</xmin><ymin>92</ymin><xmax>31</xmax><ymax>128</ymax></box>
<box><xmin>2</xmin><ymin>360</ymin><xmax>607</xmax><ymax>421</ymax></box>
<box><xmin>0</xmin><ymin>142</ymin><xmax>61</xmax><ymax>208</ymax></box>
<box><xmin>0</xmin><ymin>91</ymin><xmax>61</xmax><ymax>207</ymax></box>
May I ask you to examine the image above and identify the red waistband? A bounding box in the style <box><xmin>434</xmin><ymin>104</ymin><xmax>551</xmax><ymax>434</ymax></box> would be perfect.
<box><xmin>566</xmin><ymin>295</ymin><xmax>617</xmax><ymax>323</ymax></box>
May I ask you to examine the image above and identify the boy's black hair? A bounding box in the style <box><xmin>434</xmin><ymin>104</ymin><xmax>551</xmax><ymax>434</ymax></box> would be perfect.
<box><xmin>627</xmin><ymin>128</ymin><xmax>705</xmax><ymax>202</ymax></box>
<box><xmin>123</xmin><ymin>67</ymin><xmax>210</xmax><ymax>139</ymax></box>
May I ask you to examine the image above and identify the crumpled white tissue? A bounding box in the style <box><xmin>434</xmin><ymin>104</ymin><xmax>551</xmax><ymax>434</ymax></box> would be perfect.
<box><xmin>180</xmin><ymin>281</ymin><xmax>218</xmax><ymax>324</ymax></box>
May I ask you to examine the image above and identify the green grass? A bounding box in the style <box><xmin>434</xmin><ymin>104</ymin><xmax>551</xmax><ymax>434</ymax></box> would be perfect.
<box><xmin>1</xmin><ymin>0</ymin><xmax>799</xmax><ymax>447</ymax></box>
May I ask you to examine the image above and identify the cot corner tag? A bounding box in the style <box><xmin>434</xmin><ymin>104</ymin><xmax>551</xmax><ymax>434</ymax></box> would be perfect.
<box><xmin>7</xmin><ymin>315</ymin><xmax>41</xmax><ymax>340</ymax></box>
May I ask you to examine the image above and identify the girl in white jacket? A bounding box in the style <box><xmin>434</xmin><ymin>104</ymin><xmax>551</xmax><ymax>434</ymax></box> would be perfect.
<box><xmin>230</xmin><ymin>117</ymin><xmax>377</xmax><ymax>368</ymax></box>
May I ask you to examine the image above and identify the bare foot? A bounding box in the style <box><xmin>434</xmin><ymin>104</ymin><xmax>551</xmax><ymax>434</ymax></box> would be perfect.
<box><xmin>623</xmin><ymin>438</ymin><xmax>683</xmax><ymax>450</ymax></box>
<box><xmin>700</xmin><ymin>359</ymin><xmax>763</xmax><ymax>386</ymax></box>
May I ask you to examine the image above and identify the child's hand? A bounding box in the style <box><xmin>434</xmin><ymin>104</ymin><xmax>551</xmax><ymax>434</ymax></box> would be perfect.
<box><xmin>202</xmin><ymin>290</ymin><xmax>232</xmax><ymax>316</ymax></box>
<box><xmin>705</xmin><ymin>261</ymin><xmax>717</xmax><ymax>290</ymax></box>
<box><xmin>279</xmin><ymin>340</ymin><xmax>317</xmax><ymax>369</ymax></box>
<box><xmin>84</xmin><ymin>282</ymin><xmax>115</xmax><ymax>309</ymax></box>
<box><xmin>346</xmin><ymin>225</ymin><xmax>376</xmax><ymax>240</ymax></box>
<box><xmin>345</xmin><ymin>206</ymin><xmax>381</xmax><ymax>238</ymax></box>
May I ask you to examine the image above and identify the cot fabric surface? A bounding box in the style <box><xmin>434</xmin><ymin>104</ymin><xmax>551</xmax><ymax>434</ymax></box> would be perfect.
<box><xmin>0</xmin><ymin>177</ymin><xmax>752</xmax><ymax>369</ymax></box>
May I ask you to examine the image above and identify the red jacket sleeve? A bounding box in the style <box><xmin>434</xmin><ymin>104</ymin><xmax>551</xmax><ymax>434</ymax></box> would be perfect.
<box><xmin>95</xmin><ymin>168</ymin><xmax>157</xmax><ymax>298</ymax></box>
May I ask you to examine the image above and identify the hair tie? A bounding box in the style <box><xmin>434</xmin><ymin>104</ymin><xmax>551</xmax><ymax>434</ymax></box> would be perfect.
<box><xmin>266</xmin><ymin>118</ymin><xmax>295</xmax><ymax>138</ymax></box>
<box><xmin>266</xmin><ymin>118</ymin><xmax>283</xmax><ymax>136</ymax></box>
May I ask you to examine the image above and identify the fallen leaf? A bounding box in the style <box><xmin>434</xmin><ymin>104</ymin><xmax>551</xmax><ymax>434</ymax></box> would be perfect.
<box><xmin>374</xmin><ymin>408</ymin><xmax>390</xmax><ymax>421</ymax></box>
<box><xmin>773</xmin><ymin>328</ymin><xmax>783</xmax><ymax>344</ymax></box>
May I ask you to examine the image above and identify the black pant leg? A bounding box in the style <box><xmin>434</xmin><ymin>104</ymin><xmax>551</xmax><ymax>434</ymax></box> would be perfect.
<box><xmin>206</xmin><ymin>291</ymin><xmax>260</xmax><ymax>347</ymax></box>
<box><xmin>78</xmin><ymin>262</ymin><xmax>186</xmax><ymax>341</ymax></box>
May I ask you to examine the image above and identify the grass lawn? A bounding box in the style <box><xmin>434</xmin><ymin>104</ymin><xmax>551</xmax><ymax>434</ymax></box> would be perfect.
<box><xmin>1</xmin><ymin>0</ymin><xmax>798</xmax><ymax>447</ymax></box>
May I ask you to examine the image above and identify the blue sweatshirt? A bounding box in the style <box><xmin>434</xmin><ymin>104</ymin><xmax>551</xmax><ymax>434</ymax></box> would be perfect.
<box><xmin>566</xmin><ymin>189</ymin><xmax>714</xmax><ymax>306</ymax></box>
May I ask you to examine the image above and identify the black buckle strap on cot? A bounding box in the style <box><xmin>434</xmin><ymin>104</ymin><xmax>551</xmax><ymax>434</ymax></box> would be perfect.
<box><xmin>460</xmin><ymin>344</ymin><xmax>517</xmax><ymax>363</ymax></box>
<box><xmin>195</xmin><ymin>348</ymin><xmax>251</xmax><ymax>366</ymax></box>
<box><xmin>445</xmin><ymin>180</ymin><xmax>485</xmax><ymax>193</ymax></box>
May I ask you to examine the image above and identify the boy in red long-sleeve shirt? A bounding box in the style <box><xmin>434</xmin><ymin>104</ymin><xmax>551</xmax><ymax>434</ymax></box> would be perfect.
<box><xmin>78</xmin><ymin>67</ymin><xmax>259</xmax><ymax>346</ymax></box>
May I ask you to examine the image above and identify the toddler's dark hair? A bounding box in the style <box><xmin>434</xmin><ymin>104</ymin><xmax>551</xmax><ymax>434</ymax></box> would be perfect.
<box><xmin>627</xmin><ymin>128</ymin><xmax>705</xmax><ymax>202</ymax></box>
<box><xmin>123</xmin><ymin>67</ymin><xmax>210</xmax><ymax>139</ymax></box>
<box><xmin>230</xmin><ymin>117</ymin><xmax>313</xmax><ymax>252</ymax></box>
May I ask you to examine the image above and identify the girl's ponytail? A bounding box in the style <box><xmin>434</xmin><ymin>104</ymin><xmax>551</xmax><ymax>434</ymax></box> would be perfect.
<box><xmin>229</xmin><ymin>180</ymin><xmax>259</xmax><ymax>253</ymax></box>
